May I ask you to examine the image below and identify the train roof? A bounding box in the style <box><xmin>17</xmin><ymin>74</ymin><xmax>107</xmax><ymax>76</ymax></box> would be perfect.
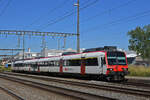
<box><xmin>14</xmin><ymin>51</ymin><xmax>106</xmax><ymax>63</ymax></box>
<box><xmin>14</xmin><ymin>50</ymin><xmax>126</xmax><ymax>63</ymax></box>
<box><xmin>83</xmin><ymin>46</ymin><xmax>117</xmax><ymax>53</ymax></box>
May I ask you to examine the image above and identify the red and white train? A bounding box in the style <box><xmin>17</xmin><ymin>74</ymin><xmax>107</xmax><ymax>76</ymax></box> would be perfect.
<box><xmin>12</xmin><ymin>48</ymin><xmax>129</xmax><ymax>81</ymax></box>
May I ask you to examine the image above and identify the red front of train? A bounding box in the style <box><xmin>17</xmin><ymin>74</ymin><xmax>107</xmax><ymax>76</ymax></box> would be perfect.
<box><xmin>105</xmin><ymin>51</ymin><xmax>129</xmax><ymax>81</ymax></box>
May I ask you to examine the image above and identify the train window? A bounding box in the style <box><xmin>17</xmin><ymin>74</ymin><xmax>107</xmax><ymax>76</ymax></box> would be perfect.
<box><xmin>44</xmin><ymin>62</ymin><xmax>47</xmax><ymax>66</ymax></box>
<box><xmin>85</xmin><ymin>58</ymin><xmax>98</xmax><ymax>66</ymax></box>
<box><xmin>63</xmin><ymin>60</ymin><xmax>66</xmax><ymax>66</ymax></box>
<box><xmin>47</xmin><ymin>61</ymin><xmax>51</xmax><ymax>66</ymax></box>
<box><xmin>33</xmin><ymin>63</ymin><xmax>36</xmax><ymax>67</ymax></box>
<box><xmin>14</xmin><ymin>64</ymin><xmax>17</xmax><ymax>67</ymax></box>
<box><xmin>63</xmin><ymin>59</ymin><xmax>81</xmax><ymax>66</ymax></box>
<box><xmin>54</xmin><ymin>61</ymin><xmax>59</xmax><ymax>66</ymax></box>
<box><xmin>30</xmin><ymin>63</ymin><xmax>37</xmax><ymax>67</ymax></box>
<box><xmin>41</xmin><ymin>61</ymin><xmax>59</xmax><ymax>67</ymax></box>
<box><xmin>38</xmin><ymin>62</ymin><xmax>42</xmax><ymax>66</ymax></box>
<box><xmin>107</xmin><ymin>51</ymin><xmax>127</xmax><ymax>65</ymax></box>
<box><xmin>51</xmin><ymin>61</ymin><xmax>54</xmax><ymax>66</ymax></box>
<box><xmin>69</xmin><ymin>59</ymin><xmax>81</xmax><ymax>66</ymax></box>
<box><xmin>63</xmin><ymin>60</ymin><xmax>69</xmax><ymax>66</ymax></box>
<box><xmin>101</xmin><ymin>57</ymin><xmax>106</xmax><ymax>66</ymax></box>
<box><xmin>42</xmin><ymin>62</ymin><xmax>45</xmax><ymax>66</ymax></box>
<box><xmin>38</xmin><ymin>61</ymin><xmax>49</xmax><ymax>67</ymax></box>
<box><xmin>17</xmin><ymin>63</ymin><xmax>23</xmax><ymax>67</ymax></box>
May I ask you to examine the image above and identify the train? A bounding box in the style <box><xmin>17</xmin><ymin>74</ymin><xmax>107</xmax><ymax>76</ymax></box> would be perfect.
<box><xmin>11</xmin><ymin>46</ymin><xmax>129</xmax><ymax>81</ymax></box>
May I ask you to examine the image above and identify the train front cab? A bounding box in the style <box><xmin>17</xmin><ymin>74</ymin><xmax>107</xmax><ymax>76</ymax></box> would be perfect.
<box><xmin>102</xmin><ymin>51</ymin><xmax>129</xmax><ymax>81</ymax></box>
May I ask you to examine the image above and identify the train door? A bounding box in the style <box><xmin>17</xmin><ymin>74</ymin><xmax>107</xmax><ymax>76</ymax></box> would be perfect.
<box><xmin>81</xmin><ymin>57</ymin><xmax>85</xmax><ymax>74</ymax></box>
<box><xmin>98</xmin><ymin>57</ymin><xmax>103</xmax><ymax>74</ymax></box>
<box><xmin>35</xmin><ymin>62</ymin><xmax>39</xmax><ymax>72</ymax></box>
<box><xmin>28</xmin><ymin>63</ymin><xmax>31</xmax><ymax>72</ymax></box>
<box><xmin>31</xmin><ymin>62</ymin><xmax>38</xmax><ymax>72</ymax></box>
<box><xmin>59</xmin><ymin>59</ymin><xmax>63</xmax><ymax>73</ymax></box>
<box><xmin>101</xmin><ymin>57</ymin><xmax>107</xmax><ymax>74</ymax></box>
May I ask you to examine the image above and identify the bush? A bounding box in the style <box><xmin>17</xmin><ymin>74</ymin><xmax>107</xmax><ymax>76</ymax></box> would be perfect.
<box><xmin>128</xmin><ymin>65</ymin><xmax>150</xmax><ymax>77</ymax></box>
<box><xmin>0</xmin><ymin>66</ymin><xmax>11</xmax><ymax>72</ymax></box>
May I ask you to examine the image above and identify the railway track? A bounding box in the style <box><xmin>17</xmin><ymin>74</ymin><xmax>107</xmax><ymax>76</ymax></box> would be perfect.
<box><xmin>0</xmin><ymin>73</ymin><xmax>115</xmax><ymax>100</ymax></box>
<box><xmin>119</xmin><ymin>81</ymin><xmax>150</xmax><ymax>89</ymax></box>
<box><xmin>0</xmin><ymin>86</ymin><xmax>24</xmax><ymax>100</ymax></box>
<box><xmin>1</xmin><ymin>72</ymin><xmax>150</xmax><ymax>99</ymax></box>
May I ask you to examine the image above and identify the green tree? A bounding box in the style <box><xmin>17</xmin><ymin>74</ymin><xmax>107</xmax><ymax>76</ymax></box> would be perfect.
<box><xmin>128</xmin><ymin>25</ymin><xmax>150</xmax><ymax>61</ymax></box>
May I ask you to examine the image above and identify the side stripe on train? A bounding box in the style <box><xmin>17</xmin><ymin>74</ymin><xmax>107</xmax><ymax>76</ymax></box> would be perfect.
<box><xmin>60</xmin><ymin>60</ymin><xmax>63</xmax><ymax>72</ymax></box>
<box><xmin>81</xmin><ymin>58</ymin><xmax>85</xmax><ymax>74</ymax></box>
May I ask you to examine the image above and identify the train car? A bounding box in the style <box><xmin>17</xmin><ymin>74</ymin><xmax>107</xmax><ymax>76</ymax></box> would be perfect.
<box><xmin>12</xmin><ymin>48</ymin><xmax>129</xmax><ymax>81</ymax></box>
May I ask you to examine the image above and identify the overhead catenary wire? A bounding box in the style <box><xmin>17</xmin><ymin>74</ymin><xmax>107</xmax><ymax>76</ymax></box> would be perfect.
<box><xmin>83</xmin><ymin>9</ymin><xmax>150</xmax><ymax>32</ymax></box>
<box><xmin>81</xmin><ymin>0</ymin><xmax>137</xmax><ymax>23</ymax></box>
<box><xmin>0</xmin><ymin>0</ymin><xmax>11</xmax><ymax>17</ymax></box>
<box><xmin>80</xmin><ymin>0</ymin><xmax>89</xmax><ymax>5</ymax></box>
<box><xmin>27</xmin><ymin>0</ymin><xmax>69</xmax><ymax>29</ymax></box>
<box><xmin>80</xmin><ymin>0</ymin><xmax>99</xmax><ymax>10</ymax></box>
<box><xmin>37</xmin><ymin>0</ymin><xmax>99</xmax><ymax>31</ymax></box>
<box><xmin>37</xmin><ymin>10</ymin><xmax>75</xmax><ymax>31</ymax></box>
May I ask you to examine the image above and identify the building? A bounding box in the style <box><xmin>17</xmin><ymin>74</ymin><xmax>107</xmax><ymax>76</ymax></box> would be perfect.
<box><xmin>125</xmin><ymin>51</ymin><xmax>137</xmax><ymax>64</ymax></box>
<box><xmin>13</xmin><ymin>48</ymin><xmax>40</xmax><ymax>60</ymax></box>
<box><xmin>125</xmin><ymin>51</ymin><xmax>149</xmax><ymax>66</ymax></box>
<box><xmin>40</xmin><ymin>48</ymin><xmax>77</xmax><ymax>57</ymax></box>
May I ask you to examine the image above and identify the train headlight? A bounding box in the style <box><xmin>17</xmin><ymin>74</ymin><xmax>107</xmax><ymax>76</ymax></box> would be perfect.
<box><xmin>122</xmin><ymin>68</ymin><xmax>128</xmax><ymax>71</ymax></box>
<box><xmin>107</xmin><ymin>68</ymin><xmax>113</xmax><ymax>71</ymax></box>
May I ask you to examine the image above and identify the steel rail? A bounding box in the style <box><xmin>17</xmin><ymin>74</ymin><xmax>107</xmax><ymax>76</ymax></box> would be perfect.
<box><xmin>2</xmin><ymin>72</ymin><xmax>150</xmax><ymax>98</ymax></box>
<box><xmin>119</xmin><ymin>81</ymin><xmax>150</xmax><ymax>88</ymax></box>
<box><xmin>0</xmin><ymin>74</ymin><xmax>115</xmax><ymax>100</ymax></box>
<box><xmin>0</xmin><ymin>86</ymin><xmax>24</xmax><ymax>100</ymax></box>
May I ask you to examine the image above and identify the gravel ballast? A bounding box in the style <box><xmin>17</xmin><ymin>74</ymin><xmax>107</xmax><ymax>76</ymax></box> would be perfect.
<box><xmin>1</xmin><ymin>73</ymin><xmax>150</xmax><ymax>100</ymax></box>
<box><xmin>0</xmin><ymin>77</ymin><xmax>79</xmax><ymax>100</ymax></box>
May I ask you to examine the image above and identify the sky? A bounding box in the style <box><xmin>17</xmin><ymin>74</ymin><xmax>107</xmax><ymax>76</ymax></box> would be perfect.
<box><xmin>0</xmin><ymin>0</ymin><xmax>150</xmax><ymax>55</ymax></box>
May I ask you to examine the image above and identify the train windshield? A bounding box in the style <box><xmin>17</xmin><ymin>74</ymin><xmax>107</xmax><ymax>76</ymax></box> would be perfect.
<box><xmin>107</xmin><ymin>52</ymin><xmax>127</xmax><ymax>65</ymax></box>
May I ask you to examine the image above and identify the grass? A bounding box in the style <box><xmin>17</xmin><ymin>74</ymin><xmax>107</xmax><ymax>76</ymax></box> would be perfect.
<box><xmin>128</xmin><ymin>65</ymin><xmax>150</xmax><ymax>77</ymax></box>
<box><xmin>0</xmin><ymin>66</ymin><xmax>11</xmax><ymax>72</ymax></box>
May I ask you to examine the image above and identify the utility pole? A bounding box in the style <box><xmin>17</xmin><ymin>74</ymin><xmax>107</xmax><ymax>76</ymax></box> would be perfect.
<box><xmin>42</xmin><ymin>34</ymin><xmax>46</xmax><ymax>50</ymax></box>
<box><xmin>63</xmin><ymin>36</ymin><xmax>66</xmax><ymax>50</ymax></box>
<box><xmin>23</xmin><ymin>32</ymin><xmax>25</xmax><ymax>60</ymax></box>
<box><xmin>58</xmin><ymin>38</ymin><xmax>60</xmax><ymax>50</ymax></box>
<box><xmin>0</xmin><ymin>30</ymin><xmax>77</xmax><ymax>59</ymax></box>
<box><xmin>75</xmin><ymin>0</ymin><xmax>80</xmax><ymax>53</ymax></box>
<box><xmin>11</xmin><ymin>49</ymin><xmax>13</xmax><ymax>63</ymax></box>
